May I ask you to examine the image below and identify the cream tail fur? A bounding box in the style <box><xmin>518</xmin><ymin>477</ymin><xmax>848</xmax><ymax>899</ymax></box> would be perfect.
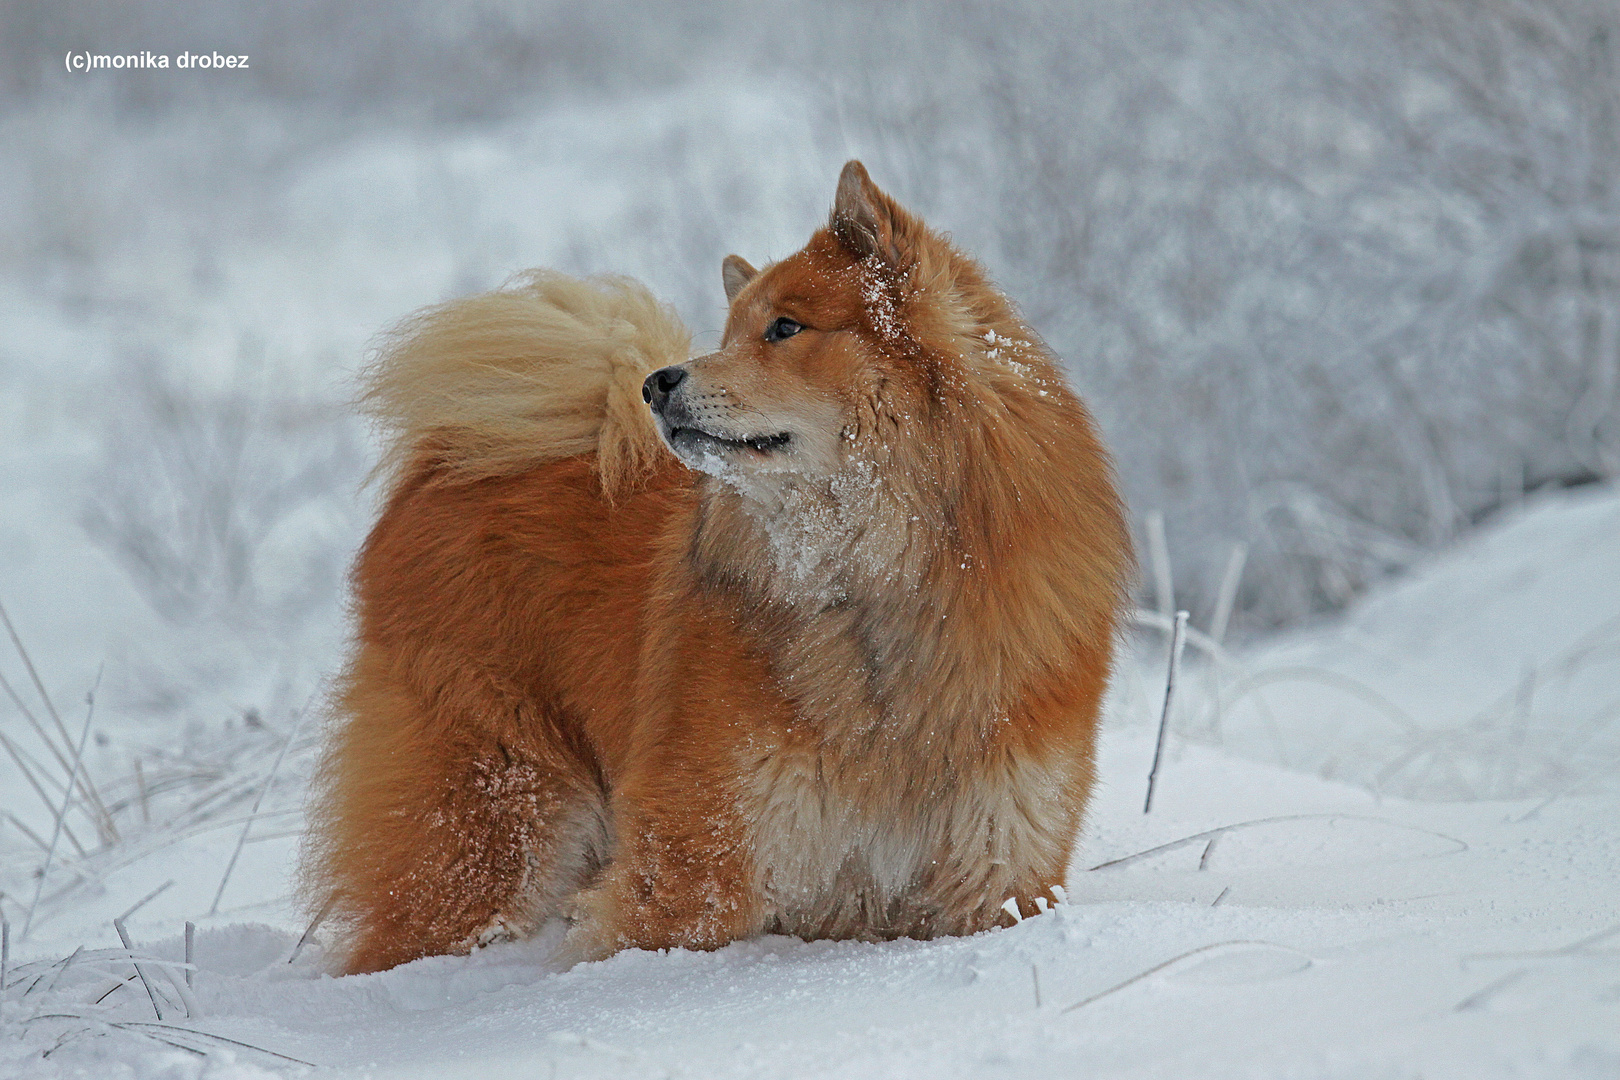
<box><xmin>361</xmin><ymin>270</ymin><xmax>689</xmax><ymax>496</ymax></box>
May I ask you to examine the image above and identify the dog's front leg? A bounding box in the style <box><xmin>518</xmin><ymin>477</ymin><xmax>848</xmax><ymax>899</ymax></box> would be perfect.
<box><xmin>557</xmin><ymin>575</ymin><xmax>787</xmax><ymax>966</ymax></box>
<box><xmin>561</xmin><ymin>749</ymin><xmax>765</xmax><ymax>964</ymax></box>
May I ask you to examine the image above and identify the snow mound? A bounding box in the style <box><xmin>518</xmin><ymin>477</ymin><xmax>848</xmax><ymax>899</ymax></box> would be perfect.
<box><xmin>1176</xmin><ymin>483</ymin><xmax>1620</xmax><ymax>802</ymax></box>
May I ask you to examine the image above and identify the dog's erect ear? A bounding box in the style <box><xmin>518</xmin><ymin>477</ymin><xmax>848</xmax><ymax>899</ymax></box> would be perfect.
<box><xmin>831</xmin><ymin>160</ymin><xmax>908</xmax><ymax>267</ymax></box>
<box><xmin>722</xmin><ymin>255</ymin><xmax>757</xmax><ymax>303</ymax></box>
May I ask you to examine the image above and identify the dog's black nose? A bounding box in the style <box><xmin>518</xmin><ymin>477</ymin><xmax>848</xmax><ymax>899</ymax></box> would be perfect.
<box><xmin>642</xmin><ymin>366</ymin><xmax>687</xmax><ymax>411</ymax></box>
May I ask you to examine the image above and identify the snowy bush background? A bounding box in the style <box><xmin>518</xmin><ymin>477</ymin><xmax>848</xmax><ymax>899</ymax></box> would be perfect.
<box><xmin>5</xmin><ymin>0</ymin><xmax>1619</xmax><ymax>650</ymax></box>
<box><xmin>0</xmin><ymin>2</ymin><xmax>1617</xmax><ymax>1076</ymax></box>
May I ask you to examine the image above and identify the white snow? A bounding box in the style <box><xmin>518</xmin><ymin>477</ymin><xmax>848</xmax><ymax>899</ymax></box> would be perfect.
<box><xmin>0</xmin><ymin>482</ymin><xmax>1615</xmax><ymax>1078</ymax></box>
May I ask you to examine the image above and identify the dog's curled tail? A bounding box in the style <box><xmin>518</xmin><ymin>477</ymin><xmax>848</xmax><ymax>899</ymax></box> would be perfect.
<box><xmin>362</xmin><ymin>270</ymin><xmax>688</xmax><ymax>498</ymax></box>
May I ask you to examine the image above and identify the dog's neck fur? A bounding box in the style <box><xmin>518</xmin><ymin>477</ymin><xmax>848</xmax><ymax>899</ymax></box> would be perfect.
<box><xmin>686</xmin><ymin>356</ymin><xmax>1092</xmax><ymax>756</ymax></box>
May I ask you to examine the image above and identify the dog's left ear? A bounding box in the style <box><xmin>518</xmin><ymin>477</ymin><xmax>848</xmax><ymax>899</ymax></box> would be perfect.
<box><xmin>831</xmin><ymin>160</ymin><xmax>911</xmax><ymax>268</ymax></box>
<box><xmin>722</xmin><ymin>255</ymin><xmax>757</xmax><ymax>303</ymax></box>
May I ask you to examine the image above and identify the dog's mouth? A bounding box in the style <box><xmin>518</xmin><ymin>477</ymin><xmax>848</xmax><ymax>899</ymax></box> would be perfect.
<box><xmin>667</xmin><ymin>426</ymin><xmax>792</xmax><ymax>456</ymax></box>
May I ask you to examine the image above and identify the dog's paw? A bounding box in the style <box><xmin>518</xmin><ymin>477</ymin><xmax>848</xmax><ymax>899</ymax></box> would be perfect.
<box><xmin>998</xmin><ymin>883</ymin><xmax>1067</xmax><ymax>926</ymax></box>
<box><xmin>557</xmin><ymin>922</ymin><xmax>617</xmax><ymax>967</ymax></box>
<box><xmin>468</xmin><ymin>917</ymin><xmax>519</xmax><ymax>950</ymax></box>
<box><xmin>556</xmin><ymin>885</ymin><xmax>624</xmax><ymax>967</ymax></box>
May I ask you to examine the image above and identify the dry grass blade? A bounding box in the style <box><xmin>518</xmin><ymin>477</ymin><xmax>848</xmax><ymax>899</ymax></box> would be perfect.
<box><xmin>117</xmin><ymin>1020</ymin><xmax>317</xmax><ymax>1067</ymax></box>
<box><xmin>1130</xmin><ymin>609</ymin><xmax>1227</xmax><ymax>664</ymax></box>
<box><xmin>0</xmin><ymin>663</ymin><xmax>73</xmax><ymax>778</ymax></box>
<box><xmin>0</xmin><ymin>601</ymin><xmax>116</xmax><ymax>843</ymax></box>
<box><xmin>42</xmin><ymin>944</ymin><xmax>81</xmax><ymax>996</ymax></box>
<box><xmin>1146</xmin><ymin>510</ymin><xmax>1173</xmax><ymax>618</ymax></box>
<box><xmin>113</xmin><ymin>917</ymin><xmax>165</xmax><ymax>1021</ymax></box>
<box><xmin>114</xmin><ymin>1024</ymin><xmax>206</xmax><ymax>1057</ymax></box>
<box><xmin>1059</xmin><ymin>940</ymin><xmax>1311</xmax><ymax>1013</ymax></box>
<box><xmin>0</xmin><ymin>602</ymin><xmax>71</xmax><ymax>750</ymax></box>
<box><xmin>1088</xmin><ymin>812</ymin><xmax>1468</xmax><ymax>872</ymax></box>
<box><xmin>1512</xmin><ymin>771</ymin><xmax>1599</xmax><ymax>822</ymax></box>
<box><xmin>1454</xmin><ymin>968</ymin><xmax>1528</xmax><ymax>1011</ymax></box>
<box><xmin>288</xmin><ymin>894</ymin><xmax>335</xmax><ymax>964</ymax></box>
<box><xmin>0</xmin><ymin>696</ymin><xmax>89</xmax><ymax>857</ymax></box>
<box><xmin>134</xmin><ymin>759</ymin><xmax>150</xmax><ymax>825</ymax></box>
<box><xmin>160</xmin><ymin>960</ymin><xmax>201</xmax><ymax>1020</ymax></box>
<box><xmin>1209</xmin><ymin>542</ymin><xmax>1248</xmax><ymax>646</ymax></box>
<box><xmin>23</xmin><ymin>667</ymin><xmax>101</xmax><ymax>940</ymax></box>
<box><xmin>1462</xmin><ymin>922</ymin><xmax>1620</xmax><ymax>964</ymax></box>
<box><xmin>117</xmin><ymin>879</ymin><xmax>174</xmax><ymax>924</ymax></box>
<box><xmin>1144</xmin><ymin>610</ymin><xmax>1188</xmax><ymax>814</ymax></box>
<box><xmin>26</xmin><ymin>1012</ymin><xmax>209</xmax><ymax>1059</ymax></box>
<box><xmin>1220</xmin><ymin>666</ymin><xmax>1421</xmax><ymax>736</ymax></box>
<box><xmin>209</xmin><ymin>710</ymin><xmax>308</xmax><ymax>916</ymax></box>
<box><xmin>92</xmin><ymin>973</ymin><xmax>139</xmax><ymax>1006</ymax></box>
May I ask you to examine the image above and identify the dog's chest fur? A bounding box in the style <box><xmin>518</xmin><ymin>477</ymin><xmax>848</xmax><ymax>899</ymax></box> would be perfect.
<box><xmin>692</xmin><ymin>456</ymin><xmax>1086</xmax><ymax>937</ymax></box>
<box><xmin>736</xmin><ymin>592</ymin><xmax>1071</xmax><ymax>939</ymax></box>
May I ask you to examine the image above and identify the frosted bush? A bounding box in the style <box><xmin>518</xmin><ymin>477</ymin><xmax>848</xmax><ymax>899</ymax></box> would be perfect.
<box><xmin>2</xmin><ymin>0</ymin><xmax>1616</xmax><ymax>646</ymax></box>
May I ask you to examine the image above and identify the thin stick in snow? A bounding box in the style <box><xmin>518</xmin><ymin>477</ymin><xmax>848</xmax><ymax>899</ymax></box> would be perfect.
<box><xmin>288</xmin><ymin>894</ymin><xmax>336</xmax><ymax>964</ymax></box>
<box><xmin>209</xmin><ymin>710</ymin><xmax>308</xmax><ymax>916</ymax></box>
<box><xmin>1031</xmin><ymin>964</ymin><xmax>1041</xmax><ymax>1008</ymax></box>
<box><xmin>1454</xmin><ymin>968</ymin><xmax>1527</xmax><ymax>1011</ymax></box>
<box><xmin>118</xmin><ymin>880</ymin><xmax>174</xmax><ymax>925</ymax></box>
<box><xmin>1144</xmin><ymin>611</ymin><xmax>1188</xmax><ymax>814</ymax></box>
<box><xmin>1145</xmin><ymin>511</ymin><xmax>1173</xmax><ymax>618</ymax></box>
<box><xmin>1209</xmin><ymin>542</ymin><xmax>1248</xmax><ymax>646</ymax></box>
<box><xmin>184</xmin><ymin>922</ymin><xmax>194</xmax><ymax>989</ymax></box>
<box><xmin>113</xmin><ymin>917</ymin><xmax>164</xmax><ymax>1021</ymax></box>
<box><xmin>93</xmin><ymin>972</ymin><xmax>139</xmax><ymax>1005</ymax></box>
<box><xmin>23</xmin><ymin>667</ymin><xmax>102</xmax><ymax>940</ymax></box>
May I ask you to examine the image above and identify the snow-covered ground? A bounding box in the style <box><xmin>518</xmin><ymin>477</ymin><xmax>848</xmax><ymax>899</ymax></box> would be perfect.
<box><xmin>0</xmin><ymin>481</ymin><xmax>1615</xmax><ymax>1079</ymax></box>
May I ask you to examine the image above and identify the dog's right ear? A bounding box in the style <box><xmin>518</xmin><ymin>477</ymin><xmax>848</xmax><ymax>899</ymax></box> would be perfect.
<box><xmin>722</xmin><ymin>255</ymin><xmax>758</xmax><ymax>303</ymax></box>
<box><xmin>831</xmin><ymin>160</ymin><xmax>910</xmax><ymax>268</ymax></box>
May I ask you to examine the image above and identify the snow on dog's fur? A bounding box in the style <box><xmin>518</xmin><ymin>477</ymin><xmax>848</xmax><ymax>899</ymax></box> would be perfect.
<box><xmin>301</xmin><ymin>162</ymin><xmax>1132</xmax><ymax>974</ymax></box>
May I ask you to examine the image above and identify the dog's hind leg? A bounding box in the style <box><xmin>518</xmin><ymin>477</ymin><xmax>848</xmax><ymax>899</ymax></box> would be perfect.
<box><xmin>304</xmin><ymin>646</ymin><xmax>607</xmax><ymax>974</ymax></box>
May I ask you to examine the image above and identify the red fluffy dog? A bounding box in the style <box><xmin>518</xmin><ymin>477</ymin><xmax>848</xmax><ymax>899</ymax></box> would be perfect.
<box><xmin>302</xmin><ymin>162</ymin><xmax>1131</xmax><ymax>973</ymax></box>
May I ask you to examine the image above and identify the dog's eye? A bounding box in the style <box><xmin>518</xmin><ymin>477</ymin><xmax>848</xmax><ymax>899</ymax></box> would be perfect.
<box><xmin>765</xmin><ymin>316</ymin><xmax>803</xmax><ymax>343</ymax></box>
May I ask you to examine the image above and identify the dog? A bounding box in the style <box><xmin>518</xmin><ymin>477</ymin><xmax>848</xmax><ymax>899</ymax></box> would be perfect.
<box><xmin>301</xmin><ymin>161</ymin><xmax>1132</xmax><ymax>974</ymax></box>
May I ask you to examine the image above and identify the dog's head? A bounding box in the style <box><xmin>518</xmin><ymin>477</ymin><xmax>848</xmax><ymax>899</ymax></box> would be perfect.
<box><xmin>644</xmin><ymin>160</ymin><xmax>1028</xmax><ymax>502</ymax></box>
